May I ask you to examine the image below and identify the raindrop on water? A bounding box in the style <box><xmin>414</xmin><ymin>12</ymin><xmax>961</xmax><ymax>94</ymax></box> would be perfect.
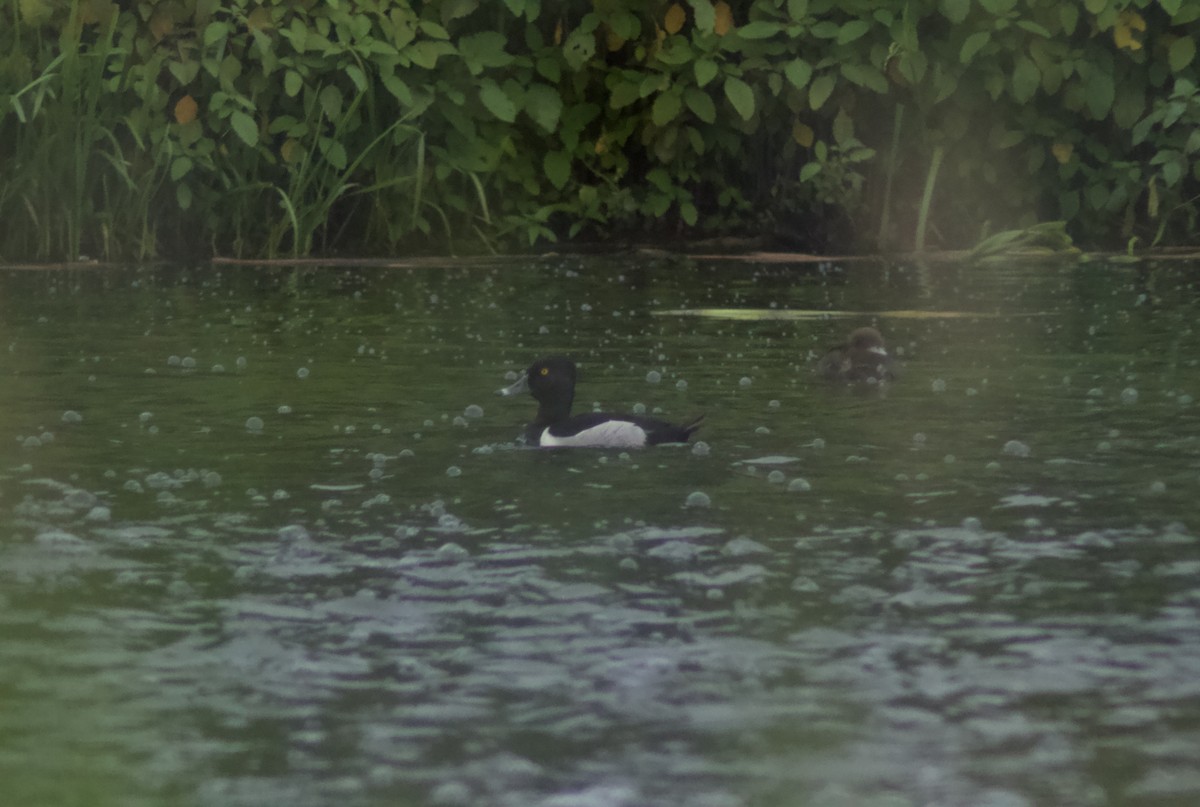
<box><xmin>297</xmin><ymin>367</ymin><xmax>310</xmax><ymax>379</ymax></box>
<box><xmin>691</xmin><ymin>441</ymin><xmax>710</xmax><ymax>456</ymax></box>
<box><xmin>446</xmin><ymin>466</ymin><xmax>462</xmax><ymax>477</ymax></box>
<box><xmin>767</xmin><ymin>470</ymin><xmax>786</xmax><ymax>484</ymax></box>
<box><xmin>685</xmin><ymin>491</ymin><xmax>711</xmax><ymax>508</ymax></box>
<box><xmin>646</xmin><ymin>370</ymin><xmax>662</xmax><ymax>384</ymax></box>
<box><xmin>931</xmin><ymin>379</ymin><xmax>947</xmax><ymax>393</ymax></box>
<box><xmin>1003</xmin><ymin>439</ymin><xmax>1031</xmax><ymax>457</ymax></box>
<box><xmin>787</xmin><ymin>477</ymin><xmax>811</xmax><ymax>492</ymax></box>
<box><xmin>245</xmin><ymin>416</ymin><xmax>264</xmax><ymax>432</ymax></box>
<box><xmin>464</xmin><ymin>404</ymin><xmax>484</xmax><ymax>418</ymax></box>
<box><xmin>1120</xmin><ymin>387</ymin><xmax>1139</xmax><ymax>405</ymax></box>
<box><xmin>61</xmin><ymin>410</ymin><xmax>83</xmax><ymax>424</ymax></box>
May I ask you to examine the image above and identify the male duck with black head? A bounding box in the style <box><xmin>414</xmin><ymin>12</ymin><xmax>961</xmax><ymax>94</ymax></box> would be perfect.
<box><xmin>817</xmin><ymin>326</ymin><xmax>899</xmax><ymax>384</ymax></box>
<box><xmin>498</xmin><ymin>355</ymin><xmax>703</xmax><ymax>448</ymax></box>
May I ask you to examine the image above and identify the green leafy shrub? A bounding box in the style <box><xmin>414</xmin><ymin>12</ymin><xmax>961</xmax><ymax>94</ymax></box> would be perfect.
<box><xmin>0</xmin><ymin>0</ymin><xmax>1196</xmax><ymax>261</ymax></box>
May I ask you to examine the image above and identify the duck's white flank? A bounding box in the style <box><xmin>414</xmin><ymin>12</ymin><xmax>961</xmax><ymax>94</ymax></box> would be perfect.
<box><xmin>539</xmin><ymin>420</ymin><xmax>648</xmax><ymax>448</ymax></box>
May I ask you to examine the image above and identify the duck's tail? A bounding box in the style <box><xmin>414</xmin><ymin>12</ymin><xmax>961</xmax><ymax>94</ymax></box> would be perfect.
<box><xmin>681</xmin><ymin>414</ymin><xmax>705</xmax><ymax>440</ymax></box>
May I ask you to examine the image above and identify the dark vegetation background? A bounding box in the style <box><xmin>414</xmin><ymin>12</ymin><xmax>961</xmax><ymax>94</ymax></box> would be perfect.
<box><xmin>1</xmin><ymin>0</ymin><xmax>1197</xmax><ymax>261</ymax></box>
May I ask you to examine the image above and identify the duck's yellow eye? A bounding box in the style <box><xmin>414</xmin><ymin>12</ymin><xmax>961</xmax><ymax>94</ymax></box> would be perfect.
<box><xmin>539</xmin><ymin>367</ymin><xmax>550</xmax><ymax>376</ymax></box>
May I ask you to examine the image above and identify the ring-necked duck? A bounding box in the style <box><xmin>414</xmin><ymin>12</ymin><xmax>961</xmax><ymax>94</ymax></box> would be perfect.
<box><xmin>816</xmin><ymin>326</ymin><xmax>898</xmax><ymax>383</ymax></box>
<box><xmin>497</xmin><ymin>355</ymin><xmax>703</xmax><ymax>448</ymax></box>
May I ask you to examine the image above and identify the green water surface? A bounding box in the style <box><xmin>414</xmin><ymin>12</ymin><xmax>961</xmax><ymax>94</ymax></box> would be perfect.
<box><xmin>1</xmin><ymin>257</ymin><xmax>1198</xmax><ymax>807</ymax></box>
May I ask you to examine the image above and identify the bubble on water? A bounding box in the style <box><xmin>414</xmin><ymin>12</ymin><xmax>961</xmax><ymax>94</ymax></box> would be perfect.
<box><xmin>913</xmin><ymin>432</ymin><xmax>927</xmax><ymax>447</ymax></box>
<box><xmin>64</xmin><ymin>489</ymin><xmax>97</xmax><ymax>509</ymax></box>
<box><xmin>739</xmin><ymin>376</ymin><xmax>753</xmax><ymax>387</ymax></box>
<box><xmin>1096</xmin><ymin>441</ymin><xmax>1113</xmax><ymax>452</ymax></box>
<box><xmin>619</xmin><ymin>557</ymin><xmax>639</xmax><ymax>572</ymax></box>
<box><xmin>962</xmin><ymin>516</ymin><xmax>983</xmax><ymax>532</ymax></box>
<box><xmin>1120</xmin><ymin>387</ymin><xmax>1139</xmax><ymax>405</ymax></box>
<box><xmin>931</xmin><ymin>379</ymin><xmax>947</xmax><ymax>393</ymax></box>
<box><xmin>446</xmin><ymin>465</ymin><xmax>462</xmax><ymax>477</ymax></box>
<box><xmin>755</xmin><ymin>426</ymin><xmax>771</xmax><ymax>435</ymax></box>
<box><xmin>944</xmin><ymin>454</ymin><xmax>956</xmax><ymax>464</ymax></box>
<box><xmin>985</xmin><ymin>461</ymin><xmax>1002</xmax><ymax>471</ymax></box>
<box><xmin>464</xmin><ymin>404</ymin><xmax>484</xmax><ymax>419</ymax></box>
<box><xmin>61</xmin><ymin>410</ymin><xmax>83</xmax><ymax>424</ymax></box>
<box><xmin>1179</xmin><ymin>394</ymin><xmax>1194</xmax><ymax>406</ymax></box>
<box><xmin>676</xmin><ymin>379</ymin><xmax>688</xmax><ymax>390</ymax></box>
<box><xmin>167</xmin><ymin>355</ymin><xmax>181</xmax><ymax>367</ymax></box>
<box><xmin>1149</xmin><ymin>480</ymin><xmax>1167</xmax><ymax>495</ymax></box>
<box><xmin>123</xmin><ymin>479</ymin><xmax>144</xmax><ymax>493</ymax></box>
<box><xmin>787</xmin><ymin>477</ymin><xmax>811</xmax><ymax>492</ymax></box>
<box><xmin>203</xmin><ymin>471</ymin><xmax>222</xmax><ymax>488</ymax></box>
<box><xmin>768</xmin><ymin>399</ymin><xmax>781</xmax><ymax>409</ymax></box>
<box><xmin>632</xmin><ymin>402</ymin><xmax>647</xmax><ymax>414</ymax></box>
<box><xmin>279</xmin><ymin>524</ymin><xmax>310</xmax><ymax>542</ymax></box>
<box><xmin>277</xmin><ymin>405</ymin><xmax>292</xmax><ymax>415</ymax></box>
<box><xmin>272</xmin><ymin>489</ymin><xmax>290</xmax><ymax>501</ymax></box>
<box><xmin>85</xmin><ymin>506</ymin><xmax>111</xmax><ymax>522</ymax></box>
<box><xmin>212</xmin><ymin>364</ymin><xmax>225</xmax><ymax>373</ymax></box>
<box><xmin>181</xmin><ymin>356</ymin><xmax>196</xmax><ymax>369</ymax></box>
<box><xmin>1087</xmin><ymin>387</ymin><xmax>1104</xmax><ymax>398</ymax></box>
<box><xmin>21</xmin><ymin>436</ymin><xmax>41</xmax><ymax>448</ymax></box>
<box><xmin>236</xmin><ymin>356</ymin><xmax>248</xmax><ymax>369</ymax></box>
<box><xmin>706</xmin><ymin>588</ymin><xmax>725</xmax><ymax>601</ymax></box>
<box><xmin>810</xmin><ymin>437</ymin><xmax>826</xmax><ymax>449</ymax></box>
<box><xmin>691</xmin><ymin>441</ymin><xmax>710</xmax><ymax>457</ymax></box>
<box><xmin>368</xmin><ymin>468</ymin><xmax>384</xmax><ymax>481</ymax></box>
<box><xmin>966</xmin><ymin>387</ymin><xmax>978</xmax><ymax>396</ymax></box>
<box><xmin>399</xmin><ymin>449</ymin><xmax>415</xmax><ymax>458</ymax></box>
<box><xmin>685</xmin><ymin>491</ymin><xmax>711</xmax><ymax>508</ymax></box>
<box><xmin>297</xmin><ymin>367</ymin><xmax>310</xmax><ymax>379</ymax></box>
<box><xmin>767</xmin><ymin>470</ymin><xmax>786</xmax><ymax>484</ymax></box>
<box><xmin>39</xmin><ymin>431</ymin><xmax>54</xmax><ymax>443</ymax></box>
<box><xmin>646</xmin><ymin>370</ymin><xmax>662</xmax><ymax>384</ymax></box>
<box><xmin>538</xmin><ymin>325</ymin><xmax>550</xmax><ymax>335</ymax></box>
<box><xmin>1003</xmin><ymin>439</ymin><xmax>1031</xmax><ymax>457</ymax></box>
<box><xmin>453</xmin><ymin>416</ymin><xmax>468</xmax><ymax>428</ymax></box>
<box><xmin>472</xmin><ymin>445</ymin><xmax>494</xmax><ymax>455</ymax></box>
<box><xmin>790</xmin><ymin>576</ymin><xmax>820</xmax><ymax>593</ymax></box>
<box><xmin>245</xmin><ymin>416</ymin><xmax>264</xmax><ymax>432</ymax></box>
<box><xmin>139</xmin><ymin>412</ymin><xmax>154</xmax><ymax>424</ymax></box>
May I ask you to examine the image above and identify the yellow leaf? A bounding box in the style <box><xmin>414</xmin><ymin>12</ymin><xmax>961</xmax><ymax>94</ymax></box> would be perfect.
<box><xmin>247</xmin><ymin>7</ymin><xmax>274</xmax><ymax>32</ymax></box>
<box><xmin>594</xmin><ymin>135</ymin><xmax>608</xmax><ymax>155</ymax></box>
<box><xmin>606</xmin><ymin>26</ymin><xmax>624</xmax><ymax>52</ymax></box>
<box><xmin>664</xmin><ymin>3</ymin><xmax>686</xmax><ymax>35</ymax></box>
<box><xmin>281</xmin><ymin>138</ymin><xmax>303</xmax><ymax>164</ymax></box>
<box><xmin>174</xmin><ymin>95</ymin><xmax>198</xmax><ymax>125</ymax></box>
<box><xmin>149</xmin><ymin>9</ymin><xmax>174</xmax><ymax>41</ymax></box>
<box><xmin>1051</xmin><ymin>142</ymin><xmax>1073</xmax><ymax>164</ymax></box>
<box><xmin>714</xmin><ymin>1</ymin><xmax>733</xmax><ymax>36</ymax></box>
<box><xmin>1147</xmin><ymin>176</ymin><xmax>1159</xmax><ymax>219</ymax></box>
<box><xmin>18</xmin><ymin>0</ymin><xmax>52</xmax><ymax>25</ymax></box>
<box><xmin>554</xmin><ymin>19</ymin><xmax>563</xmax><ymax>46</ymax></box>
<box><xmin>792</xmin><ymin>121</ymin><xmax>814</xmax><ymax>147</ymax></box>
<box><xmin>80</xmin><ymin>0</ymin><xmax>115</xmax><ymax>26</ymax></box>
<box><xmin>1112</xmin><ymin>10</ymin><xmax>1145</xmax><ymax>52</ymax></box>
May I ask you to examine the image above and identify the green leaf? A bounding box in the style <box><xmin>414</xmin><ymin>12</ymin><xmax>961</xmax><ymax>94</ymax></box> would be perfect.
<box><xmin>840</xmin><ymin>62</ymin><xmax>887</xmax><ymax>93</ymax></box>
<box><xmin>319</xmin><ymin>85</ymin><xmax>343</xmax><ymax>119</ymax></box>
<box><xmin>1011</xmin><ymin>56</ymin><xmax>1040</xmax><ymax>103</ymax></box>
<box><xmin>799</xmin><ymin>161</ymin><xmax>821</xmax><ymax>182</ymax></box>
<box><xmin>960</xmin><ymin>31</ymin><xmax>990</xmax><ymax>63</ymax></box>
<box><xmin>836</xmin><ymin>20</ymin><xmax>870</xmax><ymax>45</ymax></box>
<box><xmin>940</xmin><ymin>0</ymin><xmax>970</xmax><ymax>24</ymax></box>
<box><xmin>979</xmin><ymin>0</ymin><xmax>1017</xmax><ymax>12</ymax></box>
<box><xmin>680</xmin><ymin>200</ymin><xmax>698</xmax><ymax>226</ymax></box>
<box><xmin>787</xmin><ymin>0</ymin><xmax>809</xmax><ymax>21</ymax></box>
<box><xmin>1159</xmin><ymin>0</ymin><xmax>1182</xmax><ymax>14</ymax></box>
<box><xmin>1059</xmin><ymin>5</ymin><xmax>1078</xmax><ymax>34</ymax></box>
<box><xmin>170</xmin><ymin>156</ymin><xmax>193</xmax><ymax>181</ymax></box>
<box><xmin>346</xmin><ymin>65</ymin><xmax>367</xmax><ymax>92</ymax></box>
<box><xmin>459</xmin><ymin>31</ymin><xmax>513</xmax><ymax>74</ymax></box>
<box><xmin>784</xmin><ymin>58</ymin><xmax>813</xmax><ymax>89</ymax></box>
<box><xmin>1169</xmin><ymin>37</ymin><xmax>1196</xmax><ymax>72</ymax></box>
<box><xmin>502</xmin><ymin>0</ymin><xmax>527</xmax><ymax>17</ymax></box>
<box><xmin>229</xmin><ymin>110</ymin><xmax>258</xmax><ymax>147</ymax></box>
<box><xmin>832</xmin><ymin>108</ymin><xmax>854</xmax><ymax>146</ymax></box>
<box><xmin>610</xmin><ymin>81</ymin><xmax>640</xmax><ymax>110</ymax></box>
<box><xmin>739</xmin><ymin>21</ymin><xmax>781</xmax><ymax>39</ymax></box>
<box><xmin>1085</xmin><ymin>70</ymin><xmax>1115</xmax><ymax>119</ymax></box>
<box><xmin>284</xmin><ymin>69</ymin><xmax>302</xmax><ymax>97</ymax></box>
<box><xmin>544</xmin><ymin>150</ymin><xmax>570</xmax><ymax>189</ymax></box>
<box><xmin>383</xmin><ymin>74</ymin><xmax>413</xmax><ymax>106</ymax></box>
<box><xmin>524</xmin><ymin>83</ymin><xmax>562</xmax><ymax>131</ymax></box>
<box><xmin>563</xmin><ymin>27</ymin><xmax>595</xmax><ymax>71</ymax></box>
<box><xmin>689</xmin><ymin>0</ymin><xmax>715</xmax><ymax>33</ymax></box>
<box><xmin>479</xmin><ymin>79</ymin><xmax>517</xmax><ymax>122</ymax></box>
<box><xmin>684</xmin><ymin>88</ymin><xmax>716</xmax><ymax>123</ymax></box>
<box><xmin>203</xmin><ymin>21</ymin><xmax>228</xmax><ymax>47</ymax></box>
<box><xmin>809</xmin><ymin>74</ymin><xmax>835</xmax><ymax>110</ymax></box>
<box><xmin>1083</xmin><ymin>0</ymin><xmax>1105</xmax><ymax>13</ymax></box>
<box><xmin>1015</xmin><ymin>20</ymin><xmax>1051</xmax><ymax>38</ymax></box>
<box><xmin>694</xmin><ymin>58</ymin><xmax>719</xmax><ymax>87</ymax></box>
<box><xmin>176</xmin><ymin>183</ymin><xmax>193</xmax><ymax>210</ymax></box>
<box><xmin>652</xmin><ymin>90</ymin><xmax>682</xmax><ymax>127</ymax></box>
<box><xmin>723</xmin><ymin>76</ymin><xmax>755</xmax><ymax>120</ymax></box>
